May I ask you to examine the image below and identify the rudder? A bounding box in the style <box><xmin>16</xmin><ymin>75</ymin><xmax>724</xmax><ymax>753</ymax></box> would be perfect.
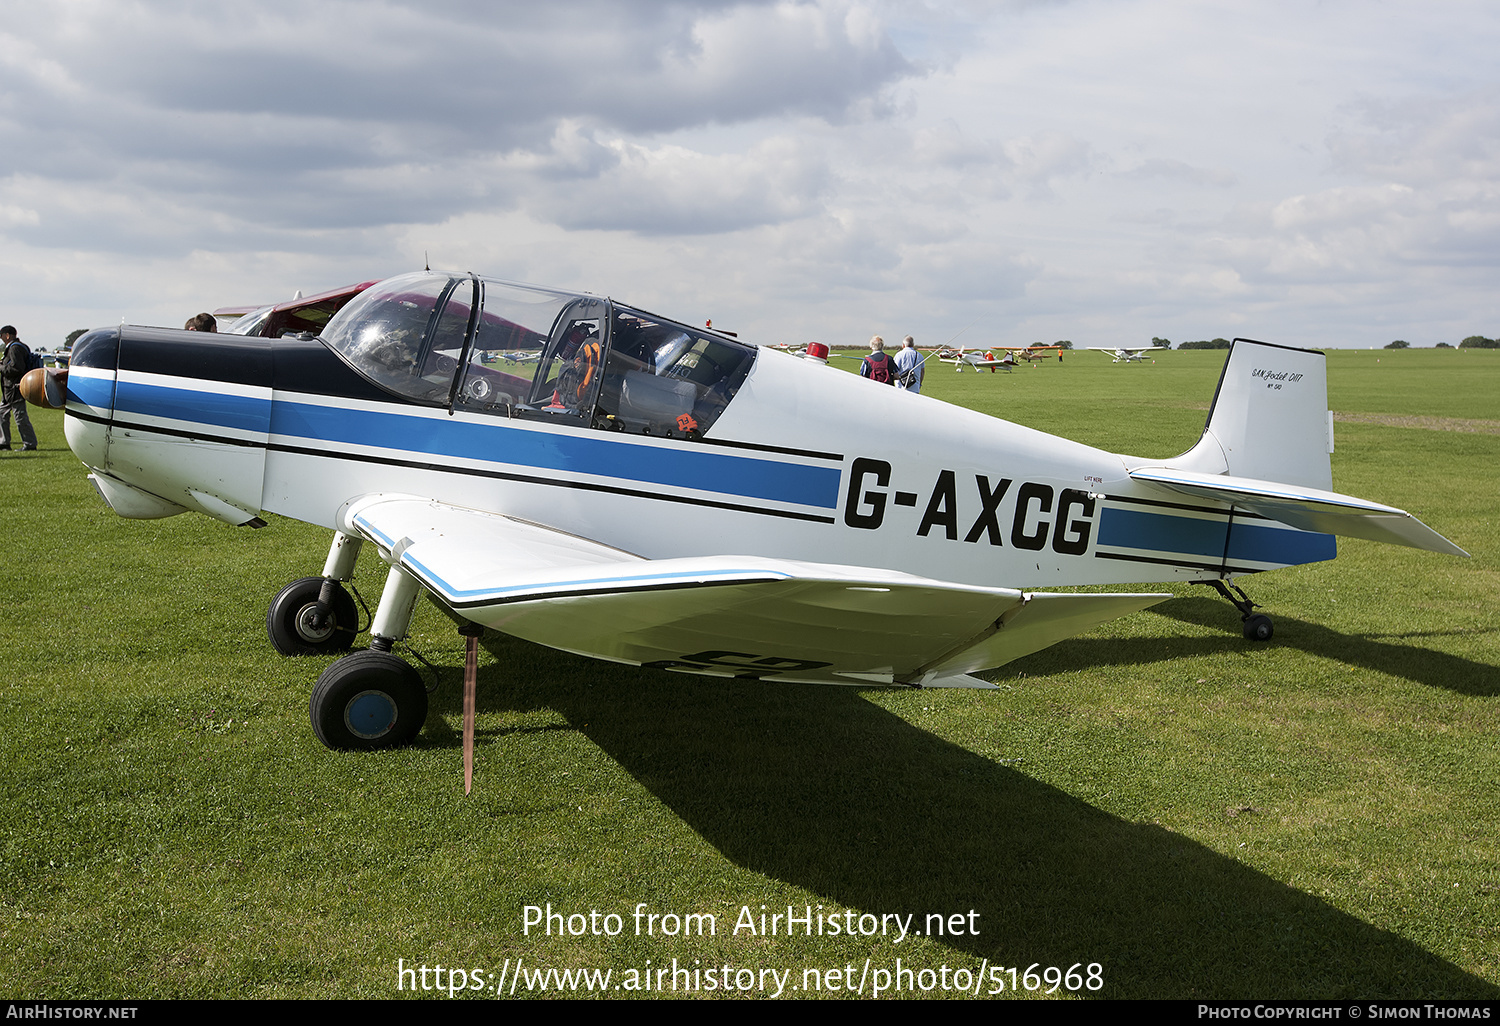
<box><xmin>1172</xmin><ymin>338</ymin><xmax>1333</xmax><ymax>490</ymax></box>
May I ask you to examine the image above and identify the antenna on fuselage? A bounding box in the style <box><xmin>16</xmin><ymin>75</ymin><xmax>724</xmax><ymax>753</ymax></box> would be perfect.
<box><xmin>425</xmin><ymin>251</ymin><xmax>430</xmax><ymax>272</ymax></box>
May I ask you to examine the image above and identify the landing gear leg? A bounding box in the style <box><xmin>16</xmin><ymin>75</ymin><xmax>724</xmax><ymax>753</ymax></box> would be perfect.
<box><xmin>1203</xmin><ymin>579</ymin><xmax>1274</xmax><ymax>641</ymax></box>
<box><xmin>368</xmin><ymin>565</ymin><xmax>423</xmax><ymax>653</ymax></box>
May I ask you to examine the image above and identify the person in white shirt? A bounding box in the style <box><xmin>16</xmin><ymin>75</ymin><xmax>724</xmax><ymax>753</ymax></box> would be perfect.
<box><xmin>893</xmin><ymin>335</ymin><xmax>924</xmax><ymax>393</ymax></box>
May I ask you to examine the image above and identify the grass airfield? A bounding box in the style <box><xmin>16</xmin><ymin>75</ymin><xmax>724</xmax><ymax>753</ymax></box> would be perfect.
<box><xmin>1</xmin><ymin>346</ymin><xmax>1496</xmax><ymax>999</ymax></box>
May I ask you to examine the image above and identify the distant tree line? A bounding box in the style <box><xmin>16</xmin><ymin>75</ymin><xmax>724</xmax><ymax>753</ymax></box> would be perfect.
<box><xmin>1387</xmin><ymin>337</ymin><xmax>1499</xmax><ymax>348</ymax></box>
<box><xmin>1134</xmin><ymin>335</ymin><xmax>1497</xmax><ymax>351</ymax></box>
<box><xmin>1384</xmin><ymin>336</ymin><xmax>1498</xmax><ymax>348</ymax></box>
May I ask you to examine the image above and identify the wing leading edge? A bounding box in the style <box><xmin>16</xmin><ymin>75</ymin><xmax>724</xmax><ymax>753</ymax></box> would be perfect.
<box><xmin>339</xmin><ymin>495</ymin><xmax>1169</xmax><ymax>687</ymax></box>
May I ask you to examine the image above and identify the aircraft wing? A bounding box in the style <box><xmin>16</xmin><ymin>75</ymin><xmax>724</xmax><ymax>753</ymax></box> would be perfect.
<box><xmin>1128</xmin><ymin>467</ymin><xmax>1469</xmax><ymax>557</ymax></box>
<box><xmin>339</xmin><ymin>495</ymin><xmax>1169</xmax><ymax>687</ymax></box>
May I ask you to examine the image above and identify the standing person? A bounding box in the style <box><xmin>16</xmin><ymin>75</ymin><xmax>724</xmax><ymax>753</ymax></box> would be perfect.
<box><xmin>0</xmin><ymin>326</ymin><xmax>38</xmax><ymax>452</ymax></box>
<box><xmin>894</xmin><ymin>335</ymin><xmax>924</xmax><ymax>393</ymax></box>
<box><xmin>184</xmin><ymin>313</ymin><xmax>218</xmax><ymax>332</ymax></box>
<box><xmin>860</xmin><ymin>335</ymin><xmax>896</xmax><ymax>385</ymax></box>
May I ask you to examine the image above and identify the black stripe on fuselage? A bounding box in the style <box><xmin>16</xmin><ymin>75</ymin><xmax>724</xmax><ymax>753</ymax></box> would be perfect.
<box><xmin>68</xmin><ymin>328</ymin><xmax>122</xmax><ymax>371</ymax></box>
<box><xmin>100</xmin><ymin>413</ymin><xmax>265</xmax><ymax>448</ymax></box>
<box><xmin>117</xmin><ymin>328</ymin><xmax>399</xmax><ymax>404</ymax></box>
<box><xmin>63</xmin><ymin>408</ymin><xmax>111</xmax><ymax>429</ymax></box>
<box><xmin>119</xmin><ymin>326</ymin><xmax>272</xmax><ymax>388</ymax></box>
<box><xmin>271</xmin><ymin>338</ymin><xmax>404</xmax><ymax>403</ymax></box>
<box><xmin>1093</xmin><ymin>550</ymin><xmax>1261</xmax><ymax>575</ymax></box>
<box><xmin>1101</xmin><ymin>491</ymin><xmax>1273</xmax><ymax>521</ymax></box>
<box><xmin>699</xmin><ymin>437</ymin><xmax>845</xmax><ymax>462</ymax></box>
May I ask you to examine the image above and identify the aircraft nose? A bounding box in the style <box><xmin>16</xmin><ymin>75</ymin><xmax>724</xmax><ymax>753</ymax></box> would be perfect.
<box><xmin>20</xmin><ymin>367</ymin><xmax>67</xmax><ymax>409</ymax></box>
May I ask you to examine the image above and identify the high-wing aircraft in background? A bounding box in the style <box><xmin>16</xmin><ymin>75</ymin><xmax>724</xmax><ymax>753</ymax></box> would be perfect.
<box><xmin>1089</xmin><ymin>345</ymin><xmax>1161</xmax><ymax>363</ymax></box>
<box><xmin>23</xmin><ymin>271</ymin><xmax>1466</xmax><ymax>753</ymax></box>
<box><xmin>998</xmin><ymin>345</ymin><xmax>1064</xmax><ymax>363</ymax></box>
<box><xmin>938</xmin><ymin>347</ymin><xmax>1017</xmax><ymax>372</ymax></box>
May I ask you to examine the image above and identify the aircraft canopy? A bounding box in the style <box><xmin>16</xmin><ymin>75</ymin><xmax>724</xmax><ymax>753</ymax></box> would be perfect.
<box><xmin>320</xmin><ymin>271</ymin><xmax>755</xmax><ymax>439</ymax></box>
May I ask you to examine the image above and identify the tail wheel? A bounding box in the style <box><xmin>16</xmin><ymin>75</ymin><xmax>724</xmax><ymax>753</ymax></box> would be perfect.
<box><xmin>1242</xmin><ymin>614</ymin><xmax>1274</xmax><ymax>642</ymax></box>
<box><xmin>268</xmin><ymin>577</ymin><xmax>359</xmax><ymax>656</ymax></box>
<box><xmin>310</xmin><ymin>651</ymin><xmax>427</xmax><ymax>750</ymax></box>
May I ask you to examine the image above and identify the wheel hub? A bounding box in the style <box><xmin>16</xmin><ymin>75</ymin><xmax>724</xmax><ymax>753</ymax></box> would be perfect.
<box><xmin>295</xmin><ymin>602</ymin><xmax>334</xmax><ymax>643</ymax></box>
<box><xmin>344</xmin><ymin>690</ymin><xmax>397</xmax><ymax>739</ymax></box>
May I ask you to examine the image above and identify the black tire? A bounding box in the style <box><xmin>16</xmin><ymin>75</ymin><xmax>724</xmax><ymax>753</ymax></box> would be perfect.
<box><xmin>1243</xmin><ymin>614</ymin><xmax>1274</xmax><ymax>642</ymax></box>
<box><xmin>267</xmin><ymin>577</ymin><xmax>359</xmax><ymax>656</ymax></box>
<box><xmin>310</xmin><ymin>651</ymin><xmax>428</xmax><ymax>750</ymax></box>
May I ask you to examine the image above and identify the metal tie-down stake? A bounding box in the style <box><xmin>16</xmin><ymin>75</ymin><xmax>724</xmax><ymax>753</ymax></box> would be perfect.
<box><xmin>458</xmin><ymin>622</ymin><xmax>485</xmax><ymax>794</ymax></box>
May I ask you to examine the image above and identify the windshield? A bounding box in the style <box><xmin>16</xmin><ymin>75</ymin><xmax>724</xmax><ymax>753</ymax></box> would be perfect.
<box><xmin>321</xmin><ymin>272</ymin><xmax>474</xmax><ymax>403</ymax></box>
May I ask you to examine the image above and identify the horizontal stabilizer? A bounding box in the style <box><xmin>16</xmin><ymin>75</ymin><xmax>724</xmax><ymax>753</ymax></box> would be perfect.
<box><xmin>339</xmin><ymin>495</ymin><xmax>1170</xmax><ymax>685</ymax></box>
<box><xmin>1129</xmin><ymin>467</ymin><xmax>1468</xmax><ymax>557</ymax></box>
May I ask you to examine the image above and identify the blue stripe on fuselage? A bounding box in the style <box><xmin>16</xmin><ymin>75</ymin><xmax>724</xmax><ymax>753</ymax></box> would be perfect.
<box><xmin>107</xmin><ymin>376</ymin><xmax>840</xmax><ymax>509</ymax></box>
<box><xmin>1098</xmin><ymin>507</ymin><xmax>1335</xmax><ymax>566</ymax></box>
<box><xmin>116</xmin><ymin>379</ymin><xmax>271</xmax><ymax>434</ymax></box>
<box><xmin>271</xmin><ymin>399</ymin><xmax>840</xmax><ymax>509</ymax></box>
<box><xmin>66</xmin><ymin>373</ymin><xmax>116</xmax><ymax>410</ymax></box>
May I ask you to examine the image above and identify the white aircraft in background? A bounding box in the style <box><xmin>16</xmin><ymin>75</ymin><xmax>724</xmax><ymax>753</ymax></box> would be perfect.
<box><xmin>938</xmin><ymin>348</ymin><xmax>1017</xmax><ymax>372</ymax></box>
<box><xmin>24</xmin><ymin>272</ymin><xmax>1465</xmax><ymax>758</ymax></box>
<box><xmin>1089</xmin><ymin>345</ymin><xmax>1162</xmax><ymax>363</ymax></box>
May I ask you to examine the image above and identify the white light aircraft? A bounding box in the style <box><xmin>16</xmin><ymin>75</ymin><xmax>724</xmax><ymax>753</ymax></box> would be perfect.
<box><xmin>939</xmin><ymin>348</ymin><xmax>1017</xmax><ymax>373</ymax></box>
<box><xmin>1090</xmin><ymin>345</ymin><xmax>1161</xmax><ymax>363</ymax></box>
<box><xmin>23</xmin><ymin>272</ymin><xmax>1466</xmax><ymax>755</ymax></box>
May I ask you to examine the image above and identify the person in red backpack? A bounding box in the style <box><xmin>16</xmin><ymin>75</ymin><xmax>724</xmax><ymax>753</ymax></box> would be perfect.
<box><xmin>860</xmin><ymin>335</ymin><xmax>896</xmax><ymax>385</ymax></box>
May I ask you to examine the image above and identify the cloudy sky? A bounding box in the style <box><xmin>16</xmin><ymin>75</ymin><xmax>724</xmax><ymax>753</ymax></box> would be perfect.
<box><xmin>3</xmin><ymin>0</ymin><xmax>1498</xmax><ymax>350</ymax></box>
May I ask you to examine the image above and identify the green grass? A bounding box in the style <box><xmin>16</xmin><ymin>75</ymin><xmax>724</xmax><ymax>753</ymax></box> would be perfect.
<box><xmin>1</xmin><ymin>347</ymin><xmax>1497</xmax><ymax>999</ymax></box>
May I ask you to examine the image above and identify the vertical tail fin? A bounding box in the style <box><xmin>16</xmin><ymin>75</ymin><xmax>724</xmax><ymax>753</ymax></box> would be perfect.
<box><xmin>1134</xmin><ymin>339</ymin><xmax>1465</xmax><ymax>557</ymax></box>
<box><xmin>1170</xmin><ymin>338</ymin><xmax>1333</xmax><ymax>491</ymax></box>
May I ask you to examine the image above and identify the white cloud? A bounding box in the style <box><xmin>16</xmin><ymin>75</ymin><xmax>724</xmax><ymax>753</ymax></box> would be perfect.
<box><xmin>526</xmin><ymin>132</ymin><xmax>833</xmax><ymax>234</ymax></box>
<box><xmin>3</xmin><ymin>0</ymin><xmax>1500</xmax><ymax>351</ymax></box>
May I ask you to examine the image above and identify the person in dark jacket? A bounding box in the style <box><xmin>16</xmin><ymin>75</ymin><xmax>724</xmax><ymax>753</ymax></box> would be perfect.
<box><xmin>0</xmin><ymin>325</ymin><xmax>38</xmax><ymax>451</ymax></box>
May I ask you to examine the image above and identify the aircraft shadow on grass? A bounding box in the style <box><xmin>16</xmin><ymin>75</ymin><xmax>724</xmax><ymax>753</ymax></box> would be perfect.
<box><xmin>445</xmin><ymin>632</ymin><xmax>1497</xmax><ymax>1000</ymax></box>
<box><xmin>1021</xmin><ymin>596</ymin><xmax>1500</xmax><ymax>698</ymax></box>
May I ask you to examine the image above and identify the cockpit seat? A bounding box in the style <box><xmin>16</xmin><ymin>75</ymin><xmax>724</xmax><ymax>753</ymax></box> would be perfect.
<box><xmin>617</xmin><ymin>370</ymin><xmax>695</xmax><ymax>429</ymax></box>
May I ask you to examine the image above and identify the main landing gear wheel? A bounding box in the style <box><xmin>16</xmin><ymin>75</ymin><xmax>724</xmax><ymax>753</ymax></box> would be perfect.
<box><xmin>310</xmin><ymin>651</ymin><xmax>428</xmax><ymax>750</ymax></box>
<box><xmin>267</xmin><ymin>577</ymin><xmax>359</xmax><ymax>656</ymax></box>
